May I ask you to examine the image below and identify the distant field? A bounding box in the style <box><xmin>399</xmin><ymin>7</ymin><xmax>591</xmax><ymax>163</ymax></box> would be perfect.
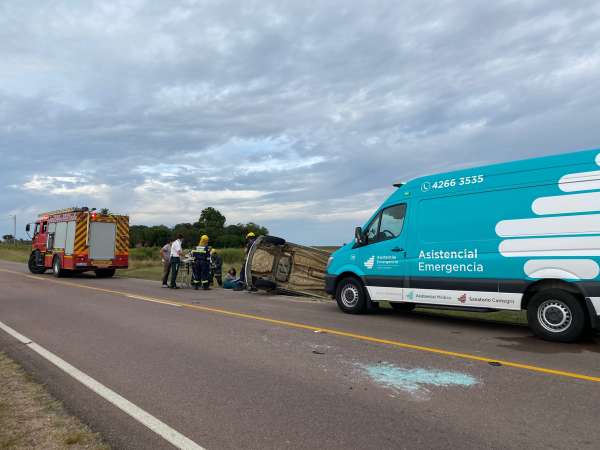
<box><xmin>0</xmin><ymin>243</ymin><xmax>245</xmax><ymax>281</ymax></box>
<box><xmin>0</xmin><ymin>243</ymin><xmax>526</xmax><ymax>326</ymax></box>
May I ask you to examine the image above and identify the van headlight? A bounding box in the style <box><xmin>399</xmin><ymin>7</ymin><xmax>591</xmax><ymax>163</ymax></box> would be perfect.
<box><xmin>327</xmin><ymin>256</ymin><xmax>334</xmax><ymax>269</ymax></box>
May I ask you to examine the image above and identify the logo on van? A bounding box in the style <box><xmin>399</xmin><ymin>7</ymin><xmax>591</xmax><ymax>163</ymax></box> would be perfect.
<box><xmin>364</xmin><ymin>256</ymin><xmax>375</xmax><ymax>270</ymax></box>
<box><xmin>457</xmin><ymin>293</ymin><xmax>467</xmax><ymax>303</ymax></box>
<box><xmin>406</xmin><ymin>290</ymin><xmax>415</xmax><ymax>300</ymax></box>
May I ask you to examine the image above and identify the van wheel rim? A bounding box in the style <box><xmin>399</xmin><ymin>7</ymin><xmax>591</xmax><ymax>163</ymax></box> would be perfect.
<box><xmin>538</xmin><ymin>300</ymin><xmax>572</xmax><ymax>333</ymax></box>
<box><xmin>341</xmin><ymin>284</ymin><xmax>360</xmax><ymax>308</ymax></box>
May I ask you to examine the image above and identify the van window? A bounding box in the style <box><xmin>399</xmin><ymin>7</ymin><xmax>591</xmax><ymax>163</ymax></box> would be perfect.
<box><xmin>364</xmin><ymin>204</ymin><xmax>406</xmax><ymax>245</ymax></box>
<box><xmin>365</xmin><ymin>214</ymin><xmax>381</xmax><ymax>243</ymax></box>
<box><xmin>378</xmin><ymin>204</ymin><xmax>407</xmax><ymax>241</ymax></box>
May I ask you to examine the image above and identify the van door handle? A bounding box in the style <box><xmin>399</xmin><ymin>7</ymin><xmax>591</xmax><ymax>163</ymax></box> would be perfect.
<box><xmin>391</xmin><ymin>247</ymin><xmax>403</xmax><ymax>252</ymax></box>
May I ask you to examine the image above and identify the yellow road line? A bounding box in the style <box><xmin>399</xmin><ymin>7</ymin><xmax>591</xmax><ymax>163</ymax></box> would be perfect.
<box><xmin>2</xmin><ymin>267</ymin><xmax>600</xmax><ymax>383</ymax></box>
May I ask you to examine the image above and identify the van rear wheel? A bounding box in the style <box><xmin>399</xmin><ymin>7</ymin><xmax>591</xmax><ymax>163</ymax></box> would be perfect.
<box><xmin>527</xmin><ymin>289</ymin><xmax>586</xmax><ymax>343</ymax></box>
<box><xmin>335</xmin><ymin>277</ymin><xmax>367</xmax><ymax>314</ymax></box>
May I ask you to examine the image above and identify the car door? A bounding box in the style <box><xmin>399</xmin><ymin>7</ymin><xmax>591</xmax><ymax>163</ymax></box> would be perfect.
<box><xmin>359</xmin><ymin>203</ymin><xmax>408</xmax><ymax>301</ymax></box>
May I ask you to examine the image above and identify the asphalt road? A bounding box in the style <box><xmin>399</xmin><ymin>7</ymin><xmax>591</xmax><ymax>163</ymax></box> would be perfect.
<box><xmin>0</xmin><ymin>259</ymin><xmax>599</xmax><ymax>450</ymax></box>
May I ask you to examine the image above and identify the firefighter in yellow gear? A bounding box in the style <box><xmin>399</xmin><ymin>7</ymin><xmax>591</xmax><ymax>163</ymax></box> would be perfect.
<box><xmin>239</xmin><ymin>231</ymin><xmax>257</xmax><ymax>285</ymax></box>
<box><xmin>191</xmin><ymin>235</ymin><xmax>211</xmax><ymax>290</ymax></box>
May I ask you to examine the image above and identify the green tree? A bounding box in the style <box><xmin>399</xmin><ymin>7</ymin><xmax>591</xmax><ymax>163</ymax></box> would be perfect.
<box><xmin>194</xmin><ymin>207</ymin><xmax>226</xmax><ymax>243</ymax></box>
<box><xmin>172</xmin><ymin>223</ymin><xmax>198</xmax><ymax>248</ymax></box>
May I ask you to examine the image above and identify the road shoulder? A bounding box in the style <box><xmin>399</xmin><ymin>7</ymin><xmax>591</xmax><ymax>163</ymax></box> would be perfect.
<box><xmin>0</xmin><ymin>351</ymin><xmax>109</xmax><ymax>450</ymax></box>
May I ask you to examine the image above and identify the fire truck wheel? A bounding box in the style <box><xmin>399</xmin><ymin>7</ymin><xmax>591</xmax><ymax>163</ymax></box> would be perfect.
<box><xmin>28</xmin><ymin>252</ymin><xmax>46</xmax><ymax>274</ymax></box>
<box><xmin>52</xmin><ymin>256</ymin><xmax>64</xmax><ymax>278</ymax></box>
<box><xmin>95</xmin><ymin>268</ymin><xmax>116</xmax><ymax>278</ymax></box>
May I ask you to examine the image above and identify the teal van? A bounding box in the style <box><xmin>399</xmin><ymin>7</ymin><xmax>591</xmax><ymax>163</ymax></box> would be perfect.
<box><xmin>325</xmin><ymin>149</ymin><xmax>600</xmax><ymax>342</ymax></box>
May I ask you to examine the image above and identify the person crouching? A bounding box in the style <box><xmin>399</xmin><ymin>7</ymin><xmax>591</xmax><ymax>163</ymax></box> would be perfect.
<box><xmin>192</xmin><ymin>235</ymin><xmax>211</xmax><ymax>290</ymax></box>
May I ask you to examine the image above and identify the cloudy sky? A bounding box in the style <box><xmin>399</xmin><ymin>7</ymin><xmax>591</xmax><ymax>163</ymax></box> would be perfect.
<box><xmin>2</xmin><ymin>0</ymin><xmax>600</xmax><ymax>244</ymax></box>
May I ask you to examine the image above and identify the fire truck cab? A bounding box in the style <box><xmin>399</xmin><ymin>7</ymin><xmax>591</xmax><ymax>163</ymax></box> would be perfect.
<box><xmin>26</xmin><ymin>207</ymin><xmax>129</xmax><ymax>278</ymax></box>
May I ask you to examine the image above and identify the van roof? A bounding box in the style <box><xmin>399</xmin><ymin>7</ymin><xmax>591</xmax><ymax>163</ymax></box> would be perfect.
<box><xmin>385</xmin><ymin>147</ymin><xmax>600</xmax><ymax>205</ymax></box>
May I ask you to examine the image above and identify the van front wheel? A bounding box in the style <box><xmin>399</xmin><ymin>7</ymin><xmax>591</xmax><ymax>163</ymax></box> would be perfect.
<box><xmin>335</xmin><ymin>277</ymin><xmax>367</xmax><ymax>314</ymax></box>
<box><xmin>527</xmin><ymin>289</ymin><xmax>586</xmax><ymax>343</ymax></box>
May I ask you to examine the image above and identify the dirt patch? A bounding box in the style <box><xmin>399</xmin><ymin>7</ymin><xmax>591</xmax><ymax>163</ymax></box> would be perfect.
<box><xmin>0</xmin><ymin>352</ymin><xmax>109</xmax><ymax>450</ymax></box>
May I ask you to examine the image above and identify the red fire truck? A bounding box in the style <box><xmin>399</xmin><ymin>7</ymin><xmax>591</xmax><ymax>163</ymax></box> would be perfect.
<box><xmin>26</xmin><ymin>207</ymin><xmax>129</xmax><ymax>278</ymax></box>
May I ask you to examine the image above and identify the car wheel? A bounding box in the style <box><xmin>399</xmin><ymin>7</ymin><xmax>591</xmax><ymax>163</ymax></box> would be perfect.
<box><xmin>527</xmin><ymin>288</ymin><xmax>586</xmax><ymax>343</ymax></box>
<box><xmin>95</xmin><ymin>268</ymin><xmax>116</xmax><ymax>278</ymax></box>
<box><xmin>52</xmin><ymin>256</ymin><xmax>63</xmax><ymax>278</ymax></box>
<box><xmin>28</xmin><ymin>251</ymin><xmax>46</xmax><ymax>274</ymax></box>
<box><xmin>335</xmin><ymin>277</ymin><xmax>367</xmax><ymax>314</ymax></box>
<box><xmin>390</xmin><ymin>302</ymin><xmax>416</xmax><ymax>313</ymax></box>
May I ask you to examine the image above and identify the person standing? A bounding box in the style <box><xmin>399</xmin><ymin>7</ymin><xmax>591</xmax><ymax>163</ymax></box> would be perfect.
<box><xmin>239</xmin><ymin>231</ymin><xmax>256</xmax><ymax>284</ymax></box>
<box><xmin>169</xmin><ymin>234</ymin><xmax>184</xmax><ymax>289</ymax></box>
<box><xmin>160</xmin><ymin>240</ymin><xmax>172</xmax><ymax>288</ymax></box>
<box><xmin>210</xmin><ymin>248</ymin><xmax>223</xmax><ymax>287</ymax></box>
<box><xmin>191</xmin><ymin>234</ymin><xmax>211</xmax><ymax>290</ymax></box>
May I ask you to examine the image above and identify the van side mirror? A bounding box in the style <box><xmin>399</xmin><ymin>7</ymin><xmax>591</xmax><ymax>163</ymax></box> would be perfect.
<box><xmin>25</xmin><ymin>224</ymin><xmax>30</xmax><ymax>232</ymax></box>
<box><xmin>354</xmin><ymin>227</ymin><xmax>364</xmax><ymax>245</ymax></box>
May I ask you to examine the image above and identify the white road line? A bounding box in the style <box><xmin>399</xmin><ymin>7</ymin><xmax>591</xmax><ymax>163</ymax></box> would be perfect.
<box><xmin>0</xmin><ymin>320</ymin><xmax>205</xmax><ymax>450</ymax></box>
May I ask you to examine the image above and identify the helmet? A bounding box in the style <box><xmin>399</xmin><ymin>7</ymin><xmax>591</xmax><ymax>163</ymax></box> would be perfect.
<box><xmin>211</xmin><ymin>248</ymin><xmax>217</xmax><ymax>255</ymax></box>
<box><xmin>246</xmin><ymin>232</ymin><xmax>256</xmax><ymax>239</ymax></box>
<box><xmin>199</xmin><ymin>234</ymin><xmax>209</xmax><ymax>245</ymax></box>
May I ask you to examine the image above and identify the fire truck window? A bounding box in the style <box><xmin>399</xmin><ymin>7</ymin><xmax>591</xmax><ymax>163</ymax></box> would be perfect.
<box><xmin>34</xmin><ymin>223</ymin><xmax>40</xmax><ymax>235</ymax></box>
<box><xmin>42</xmin><ymin>222</ymin><xmax>48</xmax><ymax>233</ymax></box>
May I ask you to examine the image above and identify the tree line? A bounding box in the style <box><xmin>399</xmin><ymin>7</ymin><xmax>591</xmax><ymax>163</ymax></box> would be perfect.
<box><xmin>129</xmin><ymin>207</ymin><xmax>268</xmax><ymax>248</ymax></box>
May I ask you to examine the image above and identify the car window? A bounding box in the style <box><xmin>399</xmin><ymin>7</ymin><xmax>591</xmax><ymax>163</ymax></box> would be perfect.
<box><xmin>364</xmin><ymin>213</ymin><xmax>381</xmax><ymax>243</ymax></box>
<box><xmin>377</xmin><ymin>204</ymin><xmax>406</xmax><ymax>241</ymax></box>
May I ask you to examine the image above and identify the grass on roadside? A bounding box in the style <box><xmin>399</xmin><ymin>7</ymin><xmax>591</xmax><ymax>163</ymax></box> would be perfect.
<box><xmin>0</xmin><ymin>352</ymin><xmax>109</xmax><ymax>450</ymax></box>
<box><xmin>0</xmin><ymin>243</ymin><xmax>29</xmax><ymax>263</ymax></box>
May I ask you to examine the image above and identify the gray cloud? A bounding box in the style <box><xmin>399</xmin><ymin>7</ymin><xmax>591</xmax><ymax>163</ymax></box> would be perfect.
<box><xmin>1</xmin><ymin>0</ymin><xmax>600</xmax><ymax>244</ymax></box>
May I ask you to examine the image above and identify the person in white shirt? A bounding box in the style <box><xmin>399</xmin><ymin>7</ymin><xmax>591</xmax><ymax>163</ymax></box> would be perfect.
<box><xmin>169</xmin><ymin>234</ymin><xmax>184</xmax><ymax>289</ymax></box>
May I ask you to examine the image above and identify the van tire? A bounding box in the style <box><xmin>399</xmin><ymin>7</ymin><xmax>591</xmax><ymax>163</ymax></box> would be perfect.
<box><xmin>95</xmin><ymin>268</ymin><xmax>116</xmax><ymax>278</ymax></box>
<box><xmin>52</xmin><ymin>256</ymin><xmax>64</xmax><ymax>278</ymax></box>
<box><xmin>527</xmin><ymin>289</ymin><xmax>586</xmax><ymax>343</ymax></box>
<box><xmin>390</xmin><ymin>302</ymin><xmax>416</xmax><ymax>313</ymax></box>
<box><xmin>335</xmin><ymin>277</ymin><xmax>367</xmax><ymax>314</ymax></box>
<box><xmin>28</xmin><ymin>251</ymin><xmax>46</xmax><ymax>274</ymax></box>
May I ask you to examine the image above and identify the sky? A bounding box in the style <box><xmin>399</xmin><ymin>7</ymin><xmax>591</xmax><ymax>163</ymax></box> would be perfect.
<box><xmin>1</xmin><ymin>0</ymin><xmax>600</xmax><ymax>245</ymax></box>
